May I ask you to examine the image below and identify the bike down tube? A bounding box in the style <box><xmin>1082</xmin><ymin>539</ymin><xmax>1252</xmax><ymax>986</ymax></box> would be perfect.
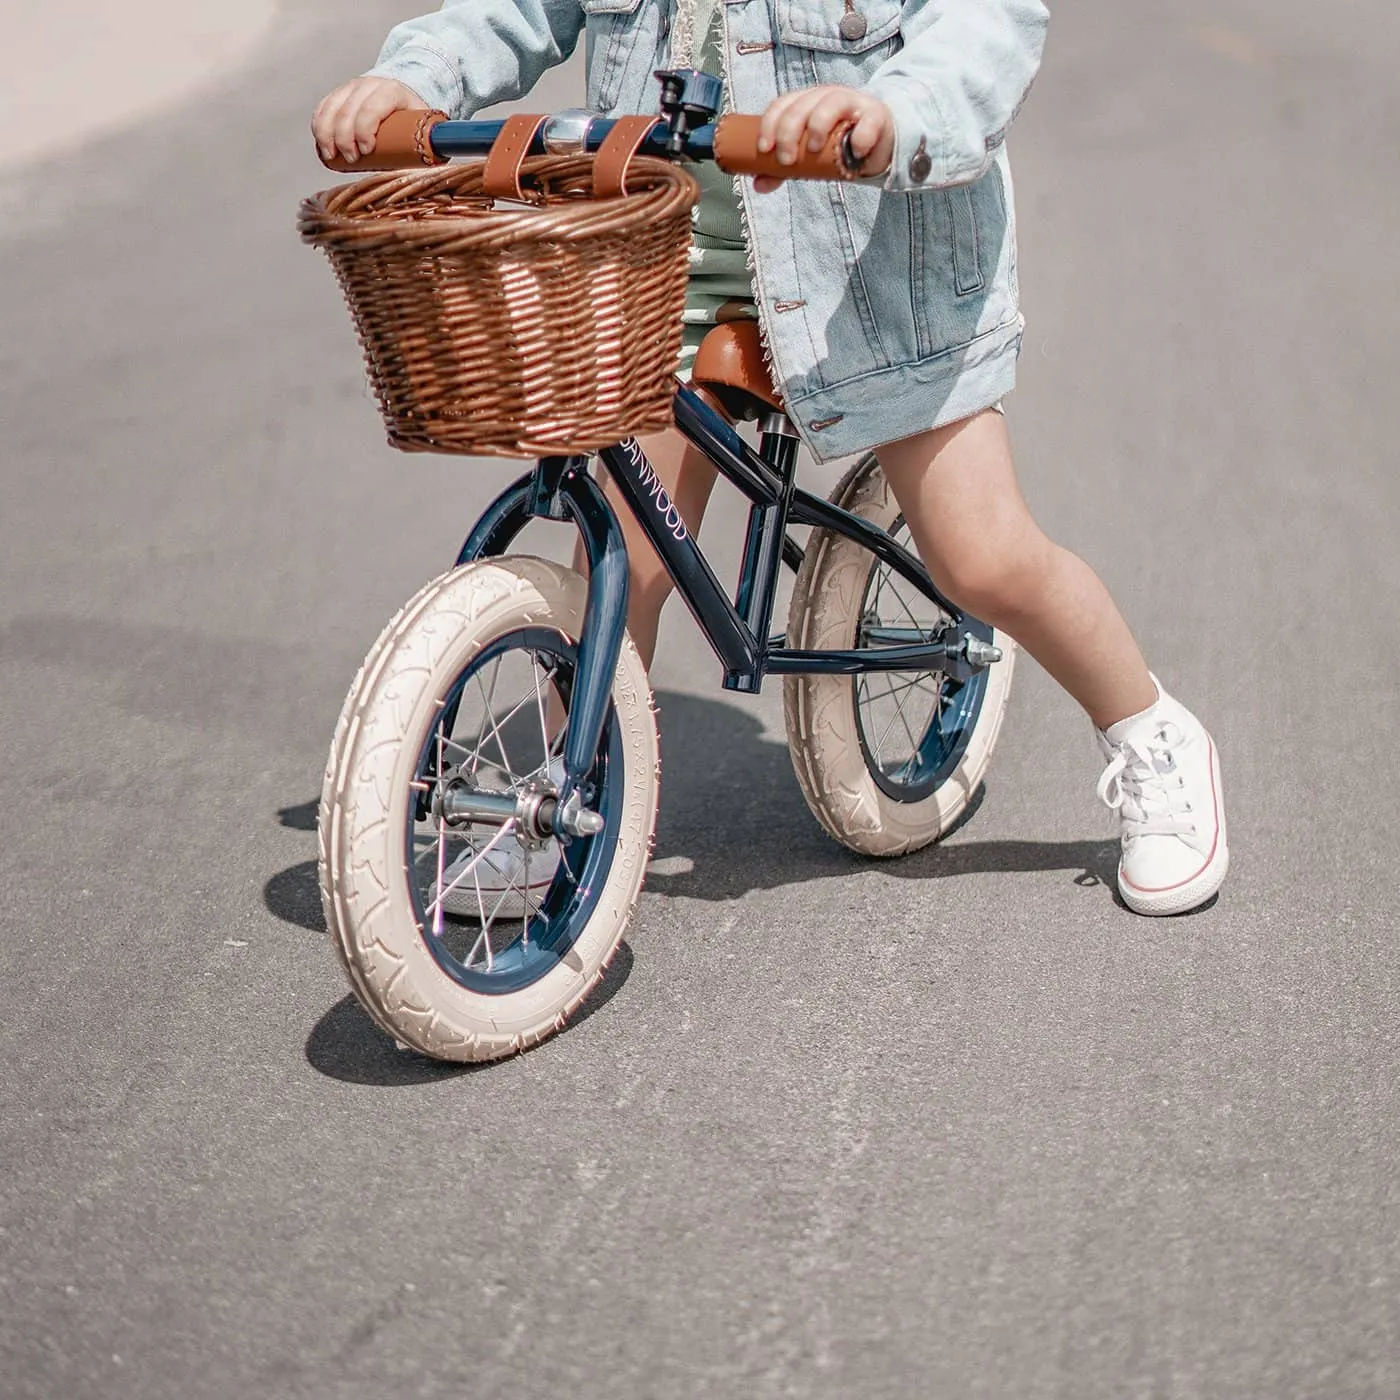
<box><xmin>596</xmin><ymin>440</ymin><xmax>761</xmax><ymax>683</ymax></box>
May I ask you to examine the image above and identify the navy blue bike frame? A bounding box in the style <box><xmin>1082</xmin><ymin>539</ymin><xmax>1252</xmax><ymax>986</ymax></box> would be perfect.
<box><xmin>456</xmin><ymin>381</ymin><xmax>992</xmax><ymax>806</ymax></box>
<box><xmin>424</xmin><ymin>97</ymin><xmax>995</xmax><ymax>804</ymax></box>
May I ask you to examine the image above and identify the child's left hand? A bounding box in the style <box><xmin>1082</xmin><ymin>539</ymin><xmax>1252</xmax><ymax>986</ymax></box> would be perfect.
<box><xmin>754</xmin><ymin>85</ymin><xmax>895</xmax><ymax>192</ymax></box>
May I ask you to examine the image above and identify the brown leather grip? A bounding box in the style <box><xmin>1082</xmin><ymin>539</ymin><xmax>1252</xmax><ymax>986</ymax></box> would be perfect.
<box><xmin>319</xmin><ymin>109</ymin><xmax>449</xmax><ymax>173</ymax></box>
<box><xmin>713</xmin><ymin>113</ymin><xmax>861</xmax><ymax>182</ymax></box>
<box><xmin>594</xmin><ymin>116</ymin><xmax>662</xmax><ymax>198</ymax></box>
<box><xmin>481</xmin><ymin>114</ymin><xmax>548</xmax><ymax>200</ymax></box>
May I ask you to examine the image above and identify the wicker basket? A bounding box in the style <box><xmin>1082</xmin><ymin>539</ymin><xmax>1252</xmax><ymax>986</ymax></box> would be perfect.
<box><xmin>299</xmin><ymin>146</ymin><xmax>698</xmax><ymax>458</ymax></box>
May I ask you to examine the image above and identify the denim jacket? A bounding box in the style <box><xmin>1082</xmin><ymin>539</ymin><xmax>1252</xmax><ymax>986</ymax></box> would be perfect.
<box><xmin>369</xmin><ymin>0</ymin><xmax>1048</xmax><ymax>460</ymax></box>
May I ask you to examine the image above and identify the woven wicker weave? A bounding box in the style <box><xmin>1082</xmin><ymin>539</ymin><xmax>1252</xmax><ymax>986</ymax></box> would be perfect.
<box><xmin>299</xmin><ymin>154</ymin><xmax>699</xmax><ymax>458</ymax></box>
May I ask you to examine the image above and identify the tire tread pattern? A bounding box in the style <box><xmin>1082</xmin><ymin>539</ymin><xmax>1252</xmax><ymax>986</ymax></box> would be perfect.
<box><xmin>318</xmin><ymin>558</ymin><xmax>659</xmax><ymax>1063</ymax></box>
<box><xmin>783</xmin><ymin>455</ymin><xmax>1016</xmax><ymax>857</ymax></box>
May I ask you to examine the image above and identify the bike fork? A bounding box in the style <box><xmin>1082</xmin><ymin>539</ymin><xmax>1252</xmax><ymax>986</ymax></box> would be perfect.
<box><xmin>455</xmin><ymin>456</ymin><xmax>631</xmax><ymax>818</ymax></box>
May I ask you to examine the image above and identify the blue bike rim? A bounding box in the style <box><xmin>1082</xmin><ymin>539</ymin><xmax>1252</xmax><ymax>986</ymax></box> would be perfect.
<box><xmin>852</xmin><ymin>520</ymin><xmax>992</xmax><ymax>804</ymax></box>
<box><xmin>402</xmin><ymin>627</ymin><xmax>623</xmax><ymax>996</ymax></box>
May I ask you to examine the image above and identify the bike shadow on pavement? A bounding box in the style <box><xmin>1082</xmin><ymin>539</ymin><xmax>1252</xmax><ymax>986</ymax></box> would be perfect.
<box><xmin>265</xmin><ymin>841</ymin><xmax>636</xmax><ymax>1085</ymax></box>
<box><xmin>301</xmin><ymin>944</ymin><xmax>636</xmax><ymax>1086</ymax></box>
<box><xmin>642</xmin><ymin>690</ymin><xmax>1120</xmax><ymax>900</ymax></box>
<box><xmin>265</xmin><ymin>687</ymin><xmax>1120</xmax><ymax>939</ymax></box>
<box><xmin>271</xmin><ymin>689</ymin><xmax>1119</xmax><ymax>1082</ymax></box>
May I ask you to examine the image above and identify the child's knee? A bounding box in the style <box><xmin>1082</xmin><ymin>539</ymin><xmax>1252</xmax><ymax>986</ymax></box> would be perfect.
<box><xmin>928</xmin><ymin>533</ymin><xmax>1054</xmax><ymax>625</ymax></box>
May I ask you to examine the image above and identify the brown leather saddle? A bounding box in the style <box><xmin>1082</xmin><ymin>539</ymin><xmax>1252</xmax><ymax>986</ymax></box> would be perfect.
<box><xmin>690</xmin><ymin>320</ymin><xmax>785</xmax><ymax>422</ymax></box>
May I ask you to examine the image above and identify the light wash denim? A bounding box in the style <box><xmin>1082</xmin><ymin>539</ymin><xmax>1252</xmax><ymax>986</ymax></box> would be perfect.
<box><xmin>369</xmin><ymin>0</ymin><xmax>1048</xmax><ymax>460</ymax></box>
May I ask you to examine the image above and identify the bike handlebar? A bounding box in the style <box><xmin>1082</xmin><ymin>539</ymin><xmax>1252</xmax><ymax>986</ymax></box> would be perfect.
<box><xmin>318</xmin><ymin>108</ymin><xmax>863</xmax><ymax>184</ymax></box>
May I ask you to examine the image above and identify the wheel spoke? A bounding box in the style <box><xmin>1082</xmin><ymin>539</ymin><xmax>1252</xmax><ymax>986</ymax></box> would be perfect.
<box><xmin>458</xmin><ymin>674</ymin><xmax>549</xmax><ymax>788</ymax></box>
<box><xmin>475</xmin><ymin>668</ymin><xmax>518</xmax><ymax>779</ymax></box>
<box><xmin>852</xmin><ymin>521</ymin><xmax>960</xmax><ymax>783</ymax></box>
<box><xmin>530</xmin><ymin>653</ymin><xmax>553</xmax><ymax>774</ymax></box>
<box><xmin>885</xmin><ymin>571</ymin><xmax>933</xmax><ymax>642</ymax></box>
<box><xmin>472</xmin><ymin>859</ymin><xmax>492</xmax><ymax>962</ymax></box>
<box><xmin>466</xmin><ymin>658</ymin><xmax>503</xmax><ymax>776</ymax></box>
<box><xmin>890</xmin><ymin>682</ymin><xmax>923</xmax><ymax>758</ymax></box>
<box><xmin>851</xmin><ymin>674</ymin><xmax>884</xmax><ymax>767</ymax></box>
<box><xmin>879</xmin><ymin>672</ymin><xmax>942</xmax><ymax>709</ymax></box>
<box><xmin>464</xmin><ymin>919</ymin><xmax>492</xmax><ymax>971</ymax></box>
<box><xmin>521</xmin><ymin>716</ymin><xmax>569</xmax><ymax>784</ymax></box>
<box><xmin>402</xmin><ymin>627</ymin><xmax>621</xmax><ymax>996</ymax></box>
<box><xmin>863</xmin><ymin>675</ymin><xmax>941</xmax><ymax>762</ymax></box>
<box><xmin>431</xmin><ymin>726</ymin><xmax>449</xmax><ymax>937</ymax></box>
<box><xmin>870</xmin><ymin>687</ymin><xmax>916</xmax><ymax>766</ymax></box>
<box><xmin>426</xmin><ymin>818</ymin><xmax>519</xmax><ymax>919</ymax></box>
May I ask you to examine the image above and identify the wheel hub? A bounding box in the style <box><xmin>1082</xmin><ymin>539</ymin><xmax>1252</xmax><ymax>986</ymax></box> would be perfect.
<box><xmin>436</xmin><ymin>775</ymin><xmax>605</xmax><ymax>841</ymax></box>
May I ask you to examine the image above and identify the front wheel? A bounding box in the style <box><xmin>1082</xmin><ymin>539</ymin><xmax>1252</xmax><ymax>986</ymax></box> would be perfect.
<box><xmin>784</xmin><ymin>453</ymin><xmax>1016</xmax><ymax>857</ymax></box>
<box><xmin>318</xmin><ymin>557</ymin><xmax>659</xmax><ymax>1062</ymax></box>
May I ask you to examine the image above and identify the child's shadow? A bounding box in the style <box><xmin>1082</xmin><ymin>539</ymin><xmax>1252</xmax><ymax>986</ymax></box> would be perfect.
<box><xmin>644</xmin><ymin>690</ymin><xmax>1118</xmax><ymax>899</ymax></box>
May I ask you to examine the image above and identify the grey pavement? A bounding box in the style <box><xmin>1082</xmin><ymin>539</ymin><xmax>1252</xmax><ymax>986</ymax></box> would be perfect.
<box><xmin>0</xmin><ymin>3</ymin><xmax>278</xmax><ymax>171</ymax></box>
<box><xmin>2</xmin><ymin>3</ymin><xmax>1398</xmax><ymax>1396</ymax></box>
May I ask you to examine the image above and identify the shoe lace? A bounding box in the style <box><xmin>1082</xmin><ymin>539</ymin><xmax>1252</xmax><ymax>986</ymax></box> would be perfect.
<box><xmin>1096</xmin><ymin>722</ymin><xmax>1197</xmax><ymax>839</ymax></box>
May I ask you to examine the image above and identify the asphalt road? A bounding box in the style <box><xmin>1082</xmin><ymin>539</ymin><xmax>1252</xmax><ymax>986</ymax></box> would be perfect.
<box><xmin>2</xmin><ymin>3</ymin><xmax>1398</xmax><ymax>1396</ymax></box>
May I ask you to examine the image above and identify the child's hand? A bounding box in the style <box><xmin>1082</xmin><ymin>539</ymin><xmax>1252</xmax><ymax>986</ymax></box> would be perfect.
<box><xmin>313</xmin><ymin>77</ymin><xmax>429</xmax><ymax>165</ymax></box>
<box><xmin>753</xmin><ymin>85</ymin><xmax>894</xmax><ymax>192</ymax></box>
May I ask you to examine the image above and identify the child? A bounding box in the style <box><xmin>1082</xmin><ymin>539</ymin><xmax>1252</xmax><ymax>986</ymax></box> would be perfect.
<box><xmin>313</xmin><ymin>0</ymin><xmax>1228</xmax><ymax>917</ymax></box>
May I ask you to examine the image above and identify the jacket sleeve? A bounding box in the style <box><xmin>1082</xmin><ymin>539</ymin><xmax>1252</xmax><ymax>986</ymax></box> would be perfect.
<box><xmin>863</xmin><ymin>0</ymin><xmax>1049</xmax><ymax>192</ymax></box>
<box><xmin>364</xmin><ymin>0</ymin><xmax>586</xmax><ymax>118</ymax></box>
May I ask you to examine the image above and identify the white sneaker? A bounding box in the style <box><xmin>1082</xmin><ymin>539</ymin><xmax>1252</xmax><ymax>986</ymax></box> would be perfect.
<box><xmin>1095</xmin><ymin>678</ymin><xmax>1228</xmax><ymax>916</ymax></box>
<box><xmin>437</xmin><ymin>837</ymin><xmax>560</xmax><ymax>921</ymax></box>
<box><xmin>435</xmin><ymin>759</ymin><xmax>564</xmax><ymax>921</ymax></box>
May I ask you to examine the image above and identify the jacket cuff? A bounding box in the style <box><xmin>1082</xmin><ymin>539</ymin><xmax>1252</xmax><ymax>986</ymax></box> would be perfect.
<box><xmin>862</xmin><ymin>77</ymin><xmax>985</xmax><ymax>193</ymax></box>
<box><xmin>365</xmin><ymin>41</ymin><xmax>465</xmax><ymax>117</ymax></box>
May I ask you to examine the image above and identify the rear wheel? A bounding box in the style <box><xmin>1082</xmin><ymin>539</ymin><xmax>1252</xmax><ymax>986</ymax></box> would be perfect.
<box><xmin>783</xmin><ymin>454</ymin><xmax>1015</xmax><ymax>857</ymax></box>
<box><xmin>318</xmin><ymin>557</ymin><xmax>658</xmax><ymax>1062</ymax></box>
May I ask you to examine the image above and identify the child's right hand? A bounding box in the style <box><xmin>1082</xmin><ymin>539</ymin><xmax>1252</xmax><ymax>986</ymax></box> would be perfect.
<box><xmin>312</xmin><ymin>78</ymin><xmax>430</xmax><ymax>165</ymax></box>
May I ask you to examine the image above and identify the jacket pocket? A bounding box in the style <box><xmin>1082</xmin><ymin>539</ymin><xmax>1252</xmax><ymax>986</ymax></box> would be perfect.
<box><xmin>906</xmin><ymin>188</ymin><xmax>982</xmax><ymax>359</ymax></box>
<box><xmin>907</xmin><ymin>166</ymin><xmax>1015</xmax><ymax>362</ymax></box>
<box><xmin>773</xmin><ymin>0</ymin><xmax>902</xmax><ymax>96</ymax></box>
<box><xmin>945</xmin><ymin>186</ymin><xmax>984</xmax><ymax>297</ymax></box>
<box><xmin>774</xmin><ymin>0</ymin><xmax>901</xmax><ymax>53</ymax></box>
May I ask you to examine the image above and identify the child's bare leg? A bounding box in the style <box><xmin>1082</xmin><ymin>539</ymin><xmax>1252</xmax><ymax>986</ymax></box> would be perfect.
<box><xmin>876</xmin><ymin>410</ymin><xmax>1156</xmax><ymax>730</ymax></box>
<box><xmin>568</xmin><ymin>427</ymin><xmax>719</xmax><ymax>670</ymax></box>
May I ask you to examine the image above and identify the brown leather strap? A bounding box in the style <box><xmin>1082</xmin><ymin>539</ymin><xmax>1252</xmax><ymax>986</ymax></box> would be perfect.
<box><xmin>482</xmin><ymin>114</ymin><xmax>547</xmax><ymax>200</ymax></box>
<box><xmin>712</xmin><ymin>113</ymin><xmax>859</xmax><ymax>182</ymax></box>
<box><xmin>320</xmin><ymin>109</ymin><xmax>450</xmax><ymax>174</ymax></box>
<box><xmin>593</xmin><ymin>116</ymin><xmax>660</xmax><ymax>198</ymax></box>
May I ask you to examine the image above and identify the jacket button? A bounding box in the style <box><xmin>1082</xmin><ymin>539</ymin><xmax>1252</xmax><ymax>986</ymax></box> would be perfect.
<box><xmin>839</xmin><ymin>10</ymin><xmax>868</xmax><ymax>40</ymax></box>
<box><xmin>908</xmin><ymin>136</ymin><xmax>932</xmax><ymax>183</ymax></box>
